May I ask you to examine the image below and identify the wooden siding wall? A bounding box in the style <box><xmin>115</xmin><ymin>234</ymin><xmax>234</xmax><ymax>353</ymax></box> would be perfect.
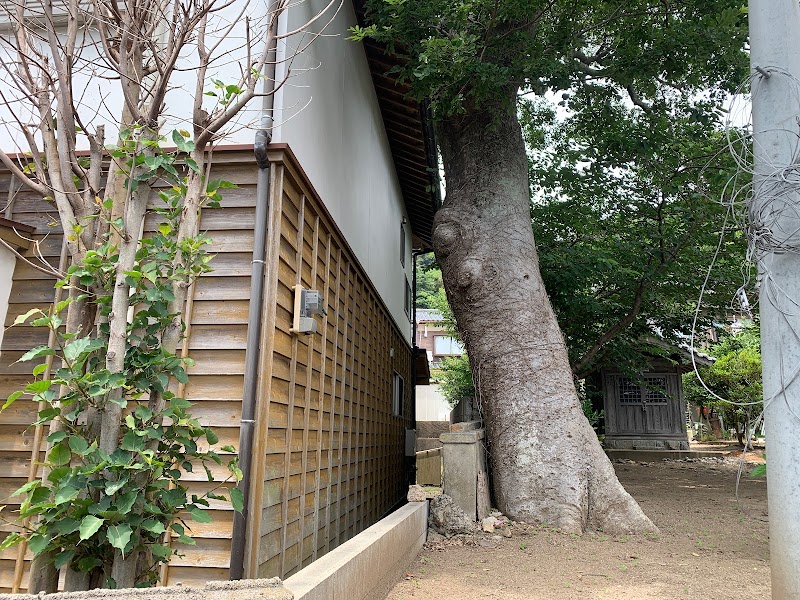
<box><xmin>0</xmin><ymin>155</ymin><xmax>257</xmax><ymax>591</ymax></box>
<box><xmin>0</xmin><ymin>146</ymin><xmax>412</xmax><ymax>591</ymax></box>
<box><xmin>0</xmin><ymin>181</ymin><xmax>62</xmax><ymax>593</ymax></box>
<box><xmin>247</xmin><ymin>147</ymin><xmax>412</xmax><ymax>580</ymax></box>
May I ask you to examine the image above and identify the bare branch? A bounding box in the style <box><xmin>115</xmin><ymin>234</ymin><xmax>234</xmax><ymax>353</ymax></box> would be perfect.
<box><xmin>0</xmin><ymin>149</ymin><xmax>49</xmax><ymax>197</ymax></box>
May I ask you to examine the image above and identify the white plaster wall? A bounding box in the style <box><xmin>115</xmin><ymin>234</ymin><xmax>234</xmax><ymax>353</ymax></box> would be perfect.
<box><xmin>415</xmin><ymin>385</ymin><xmax>452</xmax><ymax>422</ymax></box>
<box><xmin>0</xmin><ymin>244</ymin><xmax>16</xmax><ymax>353</ymax></box>
<box><xmin>273</xmin><ymin>0</ymin><xmax>414</xmax><ymax>339</ymax></box>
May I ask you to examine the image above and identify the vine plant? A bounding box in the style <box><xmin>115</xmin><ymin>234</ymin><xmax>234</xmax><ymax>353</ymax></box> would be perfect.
<box><xmin>0</xmin><ymin>131</ymin><xmax>242</xmax><ymax>587</ymax></box>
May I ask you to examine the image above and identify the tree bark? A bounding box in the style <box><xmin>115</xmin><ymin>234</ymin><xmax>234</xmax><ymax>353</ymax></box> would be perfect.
<box><xmin>433</xmin><ymin>91</ymin><xmax>656</xmax><ymax>534</ymax></box>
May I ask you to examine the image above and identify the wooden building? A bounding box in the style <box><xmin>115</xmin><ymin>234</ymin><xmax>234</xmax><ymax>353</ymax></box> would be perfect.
<box><xmin>600</xmin><ymin>350</ymin><xmax>713</xmax><ymax>451</ymax></box>
<box><xmin>0</xmin><ymin>0</ymin><xmax>439</xmax><ymax>591</ymax></box>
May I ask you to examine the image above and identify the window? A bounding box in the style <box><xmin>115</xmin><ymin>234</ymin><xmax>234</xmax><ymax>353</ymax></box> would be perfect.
<box><xmin>617</xmin><ymin>376</ymin><xmax>669</xmax><ymax>404</ymax></box>
<box><xmin>404</xmin><ymin>276</ymin><xmax>412</xmax><ymax>319</ymax></box>
<box><xmin>434</xmin><ymin>335</ymin><xmax>465</xmax><ymax>356</ymax></box>
<box><xmin>400</xmin><ymin>222</ymin><xmax>406</xmax><ymax>267</ymax></box>
<box><xmin>618</xmin><ymin>377</ymin><xmax>641</xmax><ymax>404</ymax></box>
<box><xmin>643</xmin><ymin>376</ymin><xmax>669</xmax><ymax>404</ymax></box>
<box><xmin>392</xmin><ymin>371</ymin><xmax>404</xmax><ymax>416</ymax></box>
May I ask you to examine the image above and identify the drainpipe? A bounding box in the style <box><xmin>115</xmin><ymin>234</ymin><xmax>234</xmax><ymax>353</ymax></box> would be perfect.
<box><xmin>229</xmin><ymin>1</ymin><xmax>281</xmax><ymax>580</ymax></box>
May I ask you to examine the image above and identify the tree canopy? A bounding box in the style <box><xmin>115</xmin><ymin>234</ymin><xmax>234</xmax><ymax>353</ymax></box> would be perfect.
<box><xmin>524</xmin><ymin>94</ymin><xmax>750</xmax><ymax>379</ymax></box>
<box><xmin>356</xmin><ymin>1</ymin><xmax>749</xmax><ymax>117</ymax></box>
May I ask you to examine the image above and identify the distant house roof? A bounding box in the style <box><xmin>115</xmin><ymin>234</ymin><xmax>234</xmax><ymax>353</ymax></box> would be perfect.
<box><xmin>645</xmin><ymin>336</ymin><xmax>715</xmax><ymax>369</ymax></box>
<box><xmin>352</xmin><ymin>0</ymin><xmax>440</xmax><ymax>250</ymax></box>
<box><xmin>416</xmin><ymin>308</ymin><xmax>445</xmax><ymax>323</ymax></box>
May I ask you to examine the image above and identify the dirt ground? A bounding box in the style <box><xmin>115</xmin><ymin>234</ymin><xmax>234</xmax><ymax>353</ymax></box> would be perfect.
<box><xmin>387</xmin><ymin>459</ymin><xmax>770</xmax><ymax>600</ymax></box>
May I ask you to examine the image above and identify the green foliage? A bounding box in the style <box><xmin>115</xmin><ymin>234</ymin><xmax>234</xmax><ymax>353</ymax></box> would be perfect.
<box><xmin>683</xmin><ymin>323</ymin><xmax>762</xmax><ymax>446</ymax></box>
<box><xmin>0</xmin><ymin>133</ymin><xmax>240</xmax><ymax>586</ymax></box>
<box><xmin>437</xmin><ymin>355</ymin><xmax>475</xmax><ymax>408</ymax></box>
<box><xmin>580</xmin><ymin>396</ymin><xmax>604</xmax><ymax>429</ymax></box>
<box><xmin>415</xmin><ymin>253</ymin><xmax>443</xmax><ymax>310</ymax></box>
<box><xmin>355</xmin><ymin>1</ymin><xmax>749</xmax><ymax>118</ymax></box>
<box><xmin>523</xmin><ymin>93</ymin><xmax>750</xmax><ymax>377</ymax></box>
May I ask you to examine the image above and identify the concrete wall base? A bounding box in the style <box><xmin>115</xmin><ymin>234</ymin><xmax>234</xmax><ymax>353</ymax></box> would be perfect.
<box><xmin>283</xmin><ymin>502</ymin><xmax>428</xmax><ymax>600</ymax></box>
<box><xmin>0</xmin><ymin>578</ymin><xmax>292</xmax><ymax>600</ymax></box>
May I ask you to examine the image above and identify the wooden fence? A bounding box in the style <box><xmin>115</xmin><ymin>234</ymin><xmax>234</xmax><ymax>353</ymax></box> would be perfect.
<box><xmin>415</xmin><ymin>448</ymin><xmax>442</xmax><ymax>487</ymax></box>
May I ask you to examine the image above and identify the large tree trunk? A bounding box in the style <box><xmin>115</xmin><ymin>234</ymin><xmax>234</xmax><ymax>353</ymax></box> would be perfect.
<box><xmin>433</xmin><ymin>92</ymin><xmax>656</xmax><ymax>534</ymax></box>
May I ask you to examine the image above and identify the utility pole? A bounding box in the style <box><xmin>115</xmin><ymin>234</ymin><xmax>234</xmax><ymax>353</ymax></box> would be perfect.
<box><xmin>749</xmin><ymin>1</ymin><xmax>800</xmax><ymax>598</ymax></box>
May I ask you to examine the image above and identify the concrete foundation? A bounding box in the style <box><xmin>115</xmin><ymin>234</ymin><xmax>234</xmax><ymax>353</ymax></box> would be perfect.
<box><xmin>605</xmin><ymin>449</ymin><xmax>730</xmax><ymax>462</ymax></box>
<box><xmin>0</xmin><ymin>578</ymin><xmax>292</xmax><ymax>600</ymax></box>
<box><xmin>283</xmin><ymin>501</ymin><xmax>428</xmax><ymax>600</ymax></box>
<box><xmin>604</xmin><ymin>437</ymin><xmax>689</xmax><ymax>450</ymax></box>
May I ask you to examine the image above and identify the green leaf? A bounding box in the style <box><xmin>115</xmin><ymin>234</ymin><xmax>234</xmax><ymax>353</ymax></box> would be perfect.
<box><xmin>220</xmin><ymin>445</ymin><xmax>236</xmax><ymax>453</ymax></box>
<box><xmin>205</xmin><ymin>428</ymin><xmax>218</xmax><ymax>445</ymax></box>
<box><xmin>12</xmin><ymin>480</ymin><xmax>41</xmax><ymax>496</ymax></box>
<box><xmin>105</xmin><ymin>477</ymin><xmax>128</xmax><ymax>495</ymax></box>
<box><xmin>2</xmin><ymin>391</ymin><xmax>23</xmax><ymax>411</ymax></box>
<box><xmin>63</xmin><ymin>337</ymin><xmax>103</xmax><ymax>362</ymax></box>
<box><xmin>32</xmin><ymin>363</ymin><xmax>48</xmax><ymax>377</ymax></box>
<box><xmin>52</xmin><ymin>518</ymin><xmax>81</xmax><ymax>535</ymax></box>
<box><xmin>54</xmin><ymin>298</ymin><xmax>74</xmax><ymax>314</ymax></box>
<box><xmin>26</xmin><ymin>380</ymin><xmax>52</xmax><ymax>394</ymax></box>
<box><xmin>133</xmin><ymin>405</ymin><xmax>153</xmax><ymax>421</ymax></box>
<box><xmin>173</xmin><ymin>366</ymin><xmax>189</xmax><ymax>384</ymax></box>
<box><xmin>115</xmin><ymin>490</ymin><xmax>138</xmax><ymax>515</ymax></box>
<box><xmin>54</xmin><ymin>484</ymin><xmax>80</xmax><ymax>505</ymax></box>
<box><xmin>107</xmin><ymin>524</ymin><xmax>133</xmax><ymax>552</ymax></box>
<box><xmin>189</xmin><ymin>507</ymin><xmax>212</xmax><ymax>523</ymax></box>
<box><xmin>13</xmin><ymin>308</ymin><xmax>41</xmax><ymax>325</ymax></box>
<box><xmin>53</xmin><ymin>549</ymin><xmax>76</xmax><ymax>570</ymax></box>
<box><xmin>68</xmin><ymin>436</ymin><xmax>90</xmax><ymax>455</ymax></box>
<box><xmin>0</xmin><ymin>532</ymin><xmax>22</xmax><ymax>552</ymax></box>
<box><xmin>78</xmin><ymin>515</ymin><xmax>104</xmax><ymax>541</ymax></box>
<box><xmin>121</xmin><ymin>431</ymin><xmax>145</xmax><ymax>452</ymax></box>
<box><xmin>141</xmin><ymin>519</ymin><xmax>166</xmax><ymax>534</ymax></box>
<box><xmin>150</xmin><ymin>543</ymin><xmax>172</xmax><ymax>560</ymax></box>
<box><xmin>171</xmin><ymin>130</ymin><xmax>195</xmax><ymax>153</ymax></box>
<box><xmin>47</xmin><ymin>430</ymin><xmax>67</xmax><ymax>444</ymax></box>
<box><xmin>27</xmin><ymin>534</ymin><xmax>49</xmax><ymax>555</ymax></box>
<box><xmin>48</xmin><ymin>442</ymin><xmax>72</xmax><ymax>466</ymax></box>
<box><xmin>230</xmin><ymin>487</ymin><xmax>244</xmax><ymax>513</ymax></box>
<box><xmin>17</xmin><ymin>345</ymin><xmax>54</xmax><ymax>362</ymax></box>
<box><xmin>77</xmin><ymin>556</ymin><xmax>102</xmax><ymax>572</ymax></box>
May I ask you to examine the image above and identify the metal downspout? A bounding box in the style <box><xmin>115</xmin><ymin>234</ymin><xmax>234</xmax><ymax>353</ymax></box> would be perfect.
<box><xmin>409</xmin><ymin>252</ymin><xmax>418</xmax><ymax>485</ymax></box>
<box><xmin>229</xmin><ymin>2</ymin><xmax>281</xmax><ymax>579</ymax></box>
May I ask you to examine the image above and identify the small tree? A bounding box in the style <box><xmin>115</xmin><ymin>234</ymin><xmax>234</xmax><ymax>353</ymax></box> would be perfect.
<box><xmin>684</xmin><ymin>324</ymin><xmax>762</xmax><ymax>446</ymax></box>
<box><xmin>0</xmin><ymin>0</ymin><xmax>339</xmax><ymax>590</ymax></box>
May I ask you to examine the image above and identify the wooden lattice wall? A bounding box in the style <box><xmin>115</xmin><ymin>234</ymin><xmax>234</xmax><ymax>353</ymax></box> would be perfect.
<box><xmin>246</xmin><ymin>146</ymin><xmax>412</xmax><ymax>579</ymax></box>
<box><xmin>0</xmin><ymin>145</ymin><xmax>412</xmax><ymax>591</ymax></box>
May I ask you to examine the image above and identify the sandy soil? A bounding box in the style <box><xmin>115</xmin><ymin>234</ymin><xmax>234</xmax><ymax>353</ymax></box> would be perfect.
<box><xmin>387</xmin><ymin>459</ymin><xmax>770</xmax><ymax>600</ymax></box>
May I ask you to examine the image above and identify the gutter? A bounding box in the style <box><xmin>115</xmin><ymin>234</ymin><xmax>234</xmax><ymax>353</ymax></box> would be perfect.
<box><xmin>229</xmin><ymin>2</ymin><xmax>281</xmax><ymax>580</ymax></box>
